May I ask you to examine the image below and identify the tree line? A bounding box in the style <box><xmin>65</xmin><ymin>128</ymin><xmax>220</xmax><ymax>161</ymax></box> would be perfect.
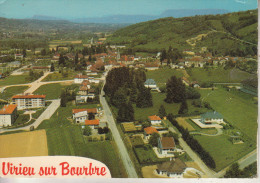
<box><xmin>104</xmin><ymin>67</ymin><xmax>153</xmax><ymax>122</ymax></box>
<box><xmin>168</xmin><ymin>113</ymin><xmax>216</xmax><ymax>169</ymax></box>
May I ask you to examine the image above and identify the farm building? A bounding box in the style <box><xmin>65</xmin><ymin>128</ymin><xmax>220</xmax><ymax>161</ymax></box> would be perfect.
<box><xmin>72</xmin><ymin>108</ymin><xmax>98</xmax><ymax>123</ymax></box>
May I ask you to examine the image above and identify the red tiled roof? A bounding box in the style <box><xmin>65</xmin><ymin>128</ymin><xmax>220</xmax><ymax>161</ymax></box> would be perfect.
<box><xmin>72</xmin><ymin>108</ymin><xmax>97</xmax><ymax>114</ymax></box>
<box><xmin>144</xmin><ymin>127</ymin><xmax>158</xmax><ymax>134</ymax></box>
<box><xmin>82</xmin><ymin>80</ymin><xmax>90</xmax><ymax>86</ymax></box>
<box><xmin>85</xmin><ymin>119</ymin><xmax>99</xmax><ymax>126</ymax></box>
<box><xmin>74</xmin><ymin>74</ymin><xmax>88</xmax><ymax>79</ymax></box>
<box><xmin>160</xmin><ymin>137</ymin><xmax>175</xmax><ymax>149</ymax></box>
<box><xmin>148</xmin><ymin>115</ymin><xmax>161</xmax><ymax>121</ymax></box>
<box><xmin>12</xmin><ymin>95</ymin><xmax>46</xmax><ymax>99</ymax></box>
<box><xmin>0</xmin><ymin>104</ymin><xmax>17</xmax><ymax>115</ymax></box>
<box><xmin>79</xmin><ymin>86</ymin><xmax>88</xmax><ymax>91</ymax></box>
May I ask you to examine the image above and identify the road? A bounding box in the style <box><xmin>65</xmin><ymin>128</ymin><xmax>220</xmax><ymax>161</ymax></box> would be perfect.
<box><xmin>0</xmin><ymin>99</ymin><xmax>60</xmax><ymax>133</ymax></box>
<box><xmin>168</xmin><ymin>126</ymin><xmax>216</xmax><ymax>177</ymax></box>
<box><xmin>100</xmin><ymin>81</ymin><xmax>138</xmax><ymax>178</ymax></box>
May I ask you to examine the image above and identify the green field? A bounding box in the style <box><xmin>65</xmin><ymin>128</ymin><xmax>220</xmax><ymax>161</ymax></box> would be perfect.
<box><xmin>187</xmin><ymin>68</ymin><xmax>255</xmax><ymax>83</ymax></box>
<box><xmin>0</xmin><ymin>74</ymin><xmax>30</xmax><ymax>87</ymax></box>
<box><xmin>134</xmin><ymin>145</ymin><xmax>169</xmax><ymax>164</ymax></box>
<box><xmin>42</xmin><ymin>71</ymin><xmax>78</xmax><ymax>82</ymax></box>
<box><xmin>146</xmin><ymin>68</ymin><xmax>184</xmax><ymax>86</ymax></box>
<box><xmin>199</xmin><ymin>87</ymin><xmax>257</xmax><ymax>141</ymax></box>
<box><xmin>37</xmin><ymin>102</ymin><xmax>126</xmax><ymax>177</ymax></box>
<box><xmin>0</xmin><ymin>86</ymin><xmax>29</xmax><ymax>100</ymax></box>
<box><xmin>33</xmin><ymin>83</ymin><xmax>78</xmax><ymax>100</ymax></box>
<box><xmin>133</xmin><ymin>92</ymin><xmax>208</xmax><ymax>121</ymax></box>
<box><xmin>194</xmin><ymin>134</ymin><xmax>255</xmax><ymax>171</ymax></box>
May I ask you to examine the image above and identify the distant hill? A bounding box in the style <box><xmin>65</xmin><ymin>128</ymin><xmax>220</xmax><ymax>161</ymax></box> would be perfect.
<box><xmin>31</xmin><ymin>9</ymin><xmax>229</xmax><ymax>24</ymax></box>
<box><xmin>107</xmin><ymin>9</ymin><xmax>257</xmax><ymax>56</ymax></box>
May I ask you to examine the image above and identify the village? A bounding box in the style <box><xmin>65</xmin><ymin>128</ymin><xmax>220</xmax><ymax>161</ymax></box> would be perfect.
<box><xmin>0</xmin><ymin>32</ymin><xmax>257</xmax><ymax>179</ymax></box>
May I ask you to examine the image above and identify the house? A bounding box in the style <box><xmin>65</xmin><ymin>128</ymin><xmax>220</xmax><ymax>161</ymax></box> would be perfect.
<box><xmin>201</xmin><ymin>111</ymin><xmax>224</xmax><ymax>124</ymax></box>
<box><xmin>85</xmin><ymin>119</ymin><xmax>100</xmax><ymax>129</ymax></box>
<box><xmin>12</xmin><ymin>95</ymin><xmax>46</xmax><ymax>110</ymax></box>
<box><xmin>74</xmin><ymin>74</ymin><xmax>89</xmax><ymax>84</ymax></box>
<box><xmin>143</xmin><ymin>126</ymin><xmax>159</xmax><ymax>140</ymax></box>
<box><xmin>7</xmin><ymin>61</ymin><xmax>21</xmax><ymax>68</ymax></box>
<box><xmin>148</xmin><ymin>115</ymin><xmax>162</xmax><ymax>125</ymax></box>
<box><xmin>144</xmin><ymin>79</ymin><xmax>157</xmax><ymax>90</ymax></box>
<box><xmin>0</xmin><ymin>104</ymin><xmax>17</xmax><ymax>127</ymax></box>
<box><xmin>78</xmin><ymin>86</ymin><xmax>89</xmax><ymax>96</ymax></box>
<box><xmin>184</xmin><ymin>56</ymin><xmax>206</xmax><ymax>67</ymax></box>
<box><xmin>156</xmin><ymin>158</ymin><xmax>187</xmax><ymax>178</ymax></box>
<box><xmin>81</xmin><ymin>80</ymin><xmax>91</xmax><ymax>89</ymax></box>
<box><xmin>72</xmin><ymin>108</ymin><xmax>98</xmax><ymax>123</ymax></box>
<box><xmin>14</xmin><ymin>54</ymin><xmax>23</xmax><ymax>59</ymax></box>
<box><xmin>88</xmin><ymin>77</ymin><xmax>100</xmax><ymax>84</ymax></box>
<box><xmin>158</xmin><ymin>137</ymin><xmax>176</xmax><ymax>155</ymax></box>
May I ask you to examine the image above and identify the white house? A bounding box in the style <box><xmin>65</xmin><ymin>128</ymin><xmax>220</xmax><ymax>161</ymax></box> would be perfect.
<box><xmin>158</xmin><ymin>137</ymin><xmax>176</xmax><ymax>155</ymax></box>
<box><xmin>0</xmin><ymin>104</ymin><xmax>17</xmax><ymax>127</ymax></box>
<box><xmin>156</xmin><ymin>158</ymin><xmax>187</xmax><ymax>178</ymax></box>
<box><xmin>143</xmin><ymin>126</ymin><xmax>159</xmax><ymax>140</ymax></box>
<box><xmin>148</xmin><ymin>115</ymin><xmax>162</xmax><ymax>125</ymax></box>
<box><xmin>74</xmin><ymin>74</ymin><xmax>89</xmax><ymax>84</ymax></box>
<box><xmin>12</xmin><ymin>95</ymin><xmax>46</xmax><ymax>110</ymax></box>
<box><xmin>72</xmin><ymin>108</ymin><xmax>98</xmax><ymax>123</ymax></box>
<box><xmin>144</xmin><ymin>79</ymin><xmax>157</xmax><ymax>90</ymax></box>
<box><xmin>85</xmin><ymin>119</ymin><xmax>100</xmax><ymax>129</ymax></box>
<box><xmin>201</xmin><ymin>111</ymin><xmax>224</xmax><ymax>124</ymax></box>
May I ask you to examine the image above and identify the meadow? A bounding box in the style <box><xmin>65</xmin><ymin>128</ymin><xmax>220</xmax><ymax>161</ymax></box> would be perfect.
<box><xmin>0</xmin><ymin>74</ymin><xmax>30</xmax><ymax>87</ymax></box>
<box><xmin>0</xmin><ymin>86</ymin><xmax>28</xmax><ymax>100</ymax></box>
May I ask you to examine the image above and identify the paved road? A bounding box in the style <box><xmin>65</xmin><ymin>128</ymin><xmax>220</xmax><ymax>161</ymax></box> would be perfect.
<box><xmin>168</xmin><ymin>126</ymin><xmax>216</xmax><ymax>177</ymax></box>
<box><xmin>0</xmin><ymin>99</ymin><xmax>60</xmax><ymax>133</ymax></box>
<box><xmin>100</xmin><ymin>82</ymin><xmax>138</xmax><ymax>178</ymax></box>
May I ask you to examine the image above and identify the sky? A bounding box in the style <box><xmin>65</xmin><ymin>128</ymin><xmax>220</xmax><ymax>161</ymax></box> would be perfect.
<box><xmin>0</xmin><ymin>0</ymin><xmax>258</xmax><ymax>19</ymax></box>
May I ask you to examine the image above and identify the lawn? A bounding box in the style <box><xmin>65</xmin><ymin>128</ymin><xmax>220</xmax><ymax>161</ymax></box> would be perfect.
<box><xmin>134</xmin><ymin>145</ymin><xmax>169</xmax><ymax>164</ymax></box>
<box><xmin>199</xmin><ymin>87</ymin><xmax>258</xmax><ymax>141</ymax></box>
<box><xmin>0</xmin><ymin>74</ymin><xmax>30</xmax><ymax>87</ymax></box>
<box><xmin>33</xmin><ymin>83</ymin><xmax>78</xmax><ymax>100</ymax></box>
<box><xmin>133</xmin><ymin>92</ymin><xmax>208</xmax><ymax>121</ymax></box>
<box><xmin>146</xmin><ymin>68</ymin><xmax>184</xmax><ymax>86</ymax></box>
<box><xmin>37</xmin><ymin>102</ymin><xmax>126</xmax><ymax>178</ymax></box>
<box><xmin>42</xmin><ymin>71</ymin><xmax>78</xmax><ymax>82</ymax></box>
<box><xmin>0</xmin><ymin>86</ymin><xmax>29</xmax><ymax>100</ymax></box>
<box><xmin>194</xmin><ymin>134</ymin><xmax>255</xmax><ymax>171</ymax></box>
<box><xmin>187</xmin><ymin>68</ymin><xmax>255</xmax><ymax>83</ymax></box>
<box><xmin>13</xmin><ymin>114</ymin><xmax>30</xmax><ymax>125</ymax></box>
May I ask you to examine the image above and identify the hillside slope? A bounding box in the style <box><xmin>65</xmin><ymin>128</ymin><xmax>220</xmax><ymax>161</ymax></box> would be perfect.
<box><xmin>107</xmin><ymin>9</ymin><xmax>257</xmax><ymax>56</ymax></box>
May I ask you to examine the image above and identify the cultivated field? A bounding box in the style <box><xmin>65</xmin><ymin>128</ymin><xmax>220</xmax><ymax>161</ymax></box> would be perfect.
<box><xmin>0</xmin><ymin>130</ymin><xmax>48</xmax><ymax>158</ymax></box>
<box><xmin>176</xmin><ymin>117</ymin><xmax>195</xmax><ymax>131</ymax></box>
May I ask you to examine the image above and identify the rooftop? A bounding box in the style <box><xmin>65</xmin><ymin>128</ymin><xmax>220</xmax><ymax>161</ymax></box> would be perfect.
<box><xmin>201</xmin><ymin>111</ymin><xmax>223</xmax><ymax>119</ymax></box>
<box><xmin>85</xmin><ymin>119</ymin><xmax>99</xmax><ymax>126</ymax></box>
<box><xmin>160</xmin><ymin>137</ymin><xmax>175</xmax><ymax>149</ymax></box>
<box><xmin>144</xmin><ymin>126</ymin><xmax>158</xmax><ymax>135</ymax></box>
<box><xmin>72</xmin><ymin>108</ymin><xmax>97</xmax><ymax>114</ymax></box>
<box><xmin>0</xmin><ymin>104</ymin><xmax>17</xmax><ymax>115</ymax></box>
<box><xmin>145</xmin><ymin>79</ymin><xmax>156</xmax><ymax>85</ymax></box>
<box><xmin>157</xmin><ymin>158</ymin><xmax>186</xmax><ymax>174</ymax></box>
<box><xmin>148</xmin><ymin>115</ymin><xmax>161</xmax><ymax>121</ymax></box>
<box><xmin>12</xmin><ymin>95</ymin><xmax>46</xmax><ymax>99</ymax></box>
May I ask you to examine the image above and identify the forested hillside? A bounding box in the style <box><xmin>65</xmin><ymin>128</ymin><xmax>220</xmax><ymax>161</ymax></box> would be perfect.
<box><xmin>107</xmin><ymin>9</ymin><xmax>257</xmax><ymax>56</ymax></box>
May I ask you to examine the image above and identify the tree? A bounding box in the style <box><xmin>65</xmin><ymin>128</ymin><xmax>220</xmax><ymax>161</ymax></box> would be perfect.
<box><xmin>88</xmin><ymin>112</ymin><xmax>95</xmax><ymax>120</ymax></box>
<box><xmin>59</xmin><ymin>54</ymin><xmax>65</xmax><ymax>66</ymax></box>
<box><xmin>224</xmin><ymin>163</ymin><xmax>241</xmax><ymax>178</ymax></box>
<box><xmin>149</xmin><ymin>133</ymin><xmax>160</xmax><ymax>147</ymax></box>
<box><xmin>178</xmin><ymin>100</ymin><xmax>188</xmax><ymax>114</ymax></box>
<box><xmin>158</xmin><ymin>105</ymin><xmax>167</xmax><ymax>119</ymax></box>
<box><xmin>60</xmin><ymin>90</ymin><xmax>67</xmax><ymax>107</ymax></box>
<box><xmin>165</xmin><ymin>76</ymin><xmax>186</xmax><ymax>103</ymax></box>
<box><xmin>83</xmin><ymin>126</ymin><xmax>92</xmax><ymax>136</ymax></box>
<box><xmin>186</xmin><ymin>87</ymin><xmax>201</xmax><ymax>99</ymax></box>
<box><xmin>50</xmin><ymin>63</ymin><xmax>55</xmax><ymax>72</ymax></box>
<box><xmin>74</xmin><ymin>52</ymin><xmax>79</xmax><ymax>66</ymax></box>
<box><xmin>136</xmin><ymin>87</ymin><xmax>153</xmax><ymax>108</ymax></box>
<box><xmin>117</xmin><ymin>102</ymin><xmax>135</xmax><ymax>122</ymax></box>
<box><xmin>22</xmin><ymin>49</ymin><xmax>26</xmax><ymax>58</ymax></box>
<box><xmin>41</xmin><ymin>48</ymin><xmax>46</xmax><ymax>56</ymax></box>
<box><xmin>160</xmin><ymin>49</ymin><xmax>167</xmax><ymax>65</ymax></box>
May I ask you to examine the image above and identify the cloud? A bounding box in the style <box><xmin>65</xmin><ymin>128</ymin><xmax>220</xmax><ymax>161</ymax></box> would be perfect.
<box><xmin>235</xmin><ymin>0</ymin><xmax>247</xmax><ymax>4</ymax></box>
